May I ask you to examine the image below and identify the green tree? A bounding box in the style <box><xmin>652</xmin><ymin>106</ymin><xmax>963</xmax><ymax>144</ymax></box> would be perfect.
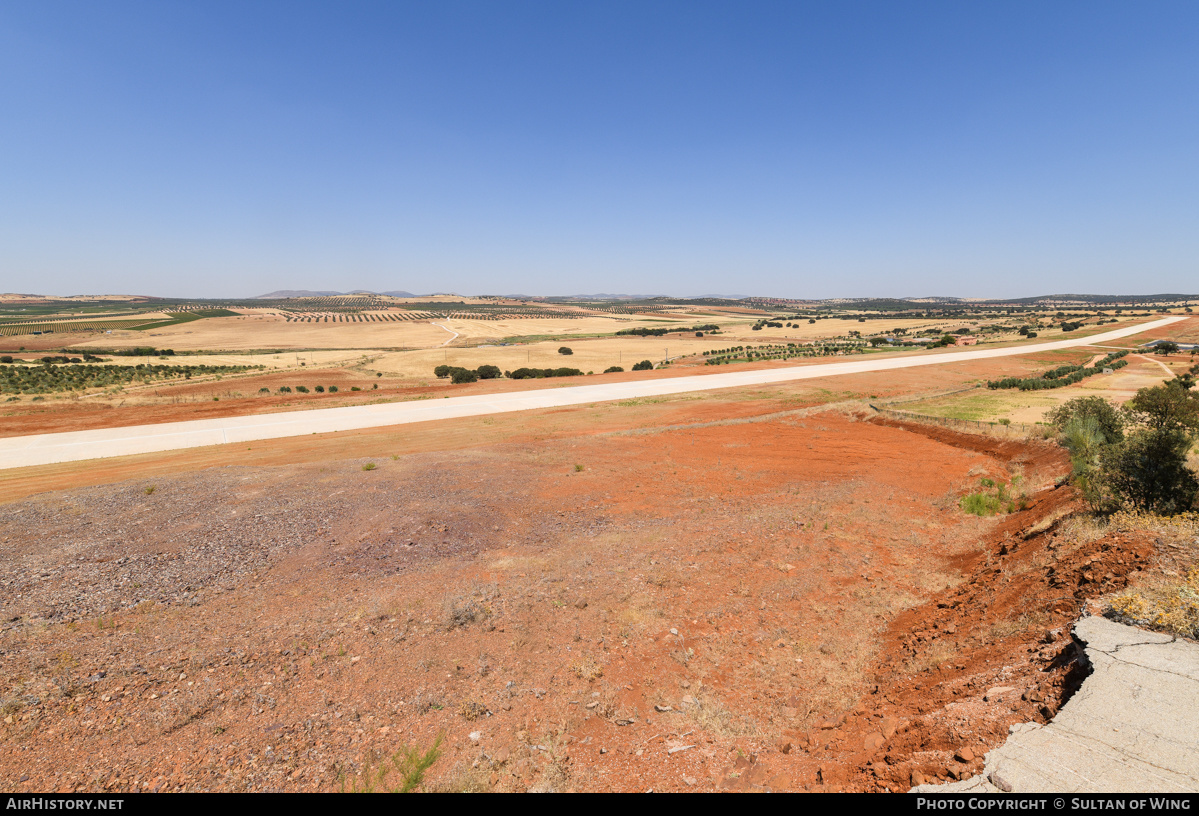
<box><xmin>1046</xmin><ymin>396</ymin><xmax>1124</xmax><ymax>443</ymax></box>
<box><xmin>1092</xmin><ymin>428</ymin><xmax>1198</xmax><ymax>514</ymax></box>
<box><xmin>1123</xmin><ymin>383</ymin><xmax>1199</xmax><ymax>433</ymax></box>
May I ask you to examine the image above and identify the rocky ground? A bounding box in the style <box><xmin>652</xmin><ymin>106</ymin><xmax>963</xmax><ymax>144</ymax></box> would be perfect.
<box><xmin>0</xmin><ymin>409</ymin><xmax>1163</xmax><ymax>792</ymax></box>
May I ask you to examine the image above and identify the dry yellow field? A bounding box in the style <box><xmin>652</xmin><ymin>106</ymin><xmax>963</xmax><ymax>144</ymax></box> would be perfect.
<box><xmin>898</xmin><ymin>355</ymin><xmax>1181</xmax><ymax>425</ymax></box>
<box><xmin>370</xmin><ymin>334</ymin><xmax>727</xmax><ymax>378</ymax></box>
<box><xmin>77</xmin><ymin>313</ymin><xmax>453</xmax><ymax>351</ymax></box>
<box><xmin>77</xmin><ymin>310</ymin><xmax>756</xmax><ymax>352</ymax></box>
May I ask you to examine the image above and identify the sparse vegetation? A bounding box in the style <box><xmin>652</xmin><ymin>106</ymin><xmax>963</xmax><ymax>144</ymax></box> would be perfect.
<box><xmin>960</xmin><ymin>476</ymin><xmax>1027</xmax><ymax>516</ymax></box>
<box><xmin>339</xmin><ymin>734</ymin><xmax>444</xmax><ymax>793</ymax></box>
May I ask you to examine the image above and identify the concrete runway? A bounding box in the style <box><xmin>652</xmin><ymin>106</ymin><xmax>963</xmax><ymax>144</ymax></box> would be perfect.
<box><xmin>0</xmin><ymin>316</ymin><xmax>1181</xmax><ymax>470</ymax></box>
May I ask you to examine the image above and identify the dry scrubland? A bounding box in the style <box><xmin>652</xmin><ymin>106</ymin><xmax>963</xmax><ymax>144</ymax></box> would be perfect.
<box><xmin>0</xmin><ymin>402</ymin><xmax>1140</xmax><ymax>793</ymax></box>
<box><xmin>0</xmin><ymin>303</ymin><xmax>1195</xmax><ymax>792</ymax></box>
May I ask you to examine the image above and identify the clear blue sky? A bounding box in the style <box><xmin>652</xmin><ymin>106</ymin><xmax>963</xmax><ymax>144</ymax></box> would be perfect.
<box><xmin>2</xmin><ymin>1</ymin><xmax>1197</xmax><ymax>299</ymax></box>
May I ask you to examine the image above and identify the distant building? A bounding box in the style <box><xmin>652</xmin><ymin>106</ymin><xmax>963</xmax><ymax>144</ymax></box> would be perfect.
<box><xmin>955</xmin><ymin>336</ymin><xmax>979</xmax><ymax>346</ymax></box>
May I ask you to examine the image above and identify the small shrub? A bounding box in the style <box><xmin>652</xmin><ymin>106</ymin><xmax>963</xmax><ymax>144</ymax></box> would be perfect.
<box><xmin>351</xmin><ymin>386</ymin><xmax>360</xmax><ymax>391</ymax></box>
<box><xmin>632</xmin><ymin>360</ymin><xmax>653</xmax><ymax>371</ymax></box>
<box><xmin>340</xmin><ymin>734</ymin><xmax>444</xmax><ymax>793</ymax></box>
<box><xmin>604</xmin><ymin>366</ymin><xmax>624</xmax><ymax>373</ymax></box>
<box><xmin>447</xmin><ymin>598</ymin><xmax>486</xmax><ymax>629</ymax></box>
<box><xmin>450</xmin><ymin>368</ymin><xmax>478</xmax><ymax>384</ymax></box>
<box><xmin>458</xmin><ymin>701</ymin><xmax>488</xmax><ymax>721</ymax></box>
<box><xmin>574</xmin><ymin>464</ymin><xmax>584</xmax><ymax>472</ymax></box>
<box><xmin>295</xmin><ymin>385</ymin><xmax>309</xmax><ymax>393</ymax></box>
<box><xmin>362</xmin><ymin>462</ymin><xmax>377</xmax><ymax>471</ymax></box>
<box><xmin>571</xmin><ymin>656</ymin><xmax>603</xmax><ymax>682</ymax></box>
<box><xmin>144</xmin><ymin>485</ymin><xmax>156</xmax><ymax>495</ymax></box>
<box><xmin>258</xmin><ymin>387</ymin><xmax>269</xmax><ymax>393</ymax></box>
<box><xmin>315</xmin><ymin>385</ymin><xmax>325</xmax><ymax>393</ymax></box>
<box><xmin>328</xmin><ymin>385</ymin><xmax>338</xmax><ymax>392</ymax></box>
<box><xmin>278</xmin><ymin>386</ymin><xmax>292</xmax><ymax>393</ymax></box>
<box><xmin>558</xmin><ymin>347</ymin><xmax>573</xmax><ymax>355</ymax></box>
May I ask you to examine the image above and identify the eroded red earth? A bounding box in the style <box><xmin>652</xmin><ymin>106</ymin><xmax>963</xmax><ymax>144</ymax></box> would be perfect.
<box><xmin>0</xmin><ymin>410</ymin><xmax>1154</xmax><ymax>792</ymax></box>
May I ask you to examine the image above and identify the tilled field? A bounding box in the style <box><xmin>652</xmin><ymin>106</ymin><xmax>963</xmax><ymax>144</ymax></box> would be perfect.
<box><xmin>0</xmin><ymin>410</ymin><xmax>1159</xmax><ymax>792</ymax></box>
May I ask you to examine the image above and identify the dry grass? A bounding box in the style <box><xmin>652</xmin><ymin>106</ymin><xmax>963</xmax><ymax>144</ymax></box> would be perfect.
<box><xmin>903</xmin><ymin>640</ymin><xmax>960</xmax><ymax>676</ymax></box>
<box><xmin>1108</xmin><ymin>569</ymin><xmax>1199</xmax><ymax>639</ymax></box>
<box><xmin>570</xmin><ymin>655</ymin><xmax>604</xmax><ymax>682</ymax></box>
<box><xmin>683</xmin><ymin>688</ymin><xmax>759</xmax><ymax>739</ymax></box>
<box><xmin>1103</xmin><ymin>511</ymin><xmax>1199</xmax><ymax>640</ymax></box>
<box><xmin>428</xmin><ymin>762</ymin><xmax>490</xmax><ymax>793</ymax></box>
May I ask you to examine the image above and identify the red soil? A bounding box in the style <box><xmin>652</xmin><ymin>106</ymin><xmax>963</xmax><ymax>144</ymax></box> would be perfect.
<box><xmin>0</xmin><ymin>405</ymin><xmax>1151</xmax><ymax>793</ymax></box>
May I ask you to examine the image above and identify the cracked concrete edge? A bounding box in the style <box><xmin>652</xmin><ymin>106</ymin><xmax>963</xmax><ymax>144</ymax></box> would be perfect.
<box><xmin>912</xmin><ymin>617</ymin><xmax>1199</xmax><ymax>794</ymax></box>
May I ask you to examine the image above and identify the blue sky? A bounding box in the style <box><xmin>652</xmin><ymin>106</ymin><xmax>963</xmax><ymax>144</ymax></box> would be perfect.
<box><xmin>2</xmin><ymin>1</ymin><xmax>1197</xmax><ymax>299</ymax></box>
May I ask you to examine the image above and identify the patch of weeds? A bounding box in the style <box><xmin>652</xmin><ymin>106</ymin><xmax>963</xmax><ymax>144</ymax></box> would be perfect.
<box><xmin>574</xmin><ymin>464</ymin><xmax>584</xmax><ymax>472</ymax></box>
<box><xmin>340</xmin><ymin>733</ymin><xmax>444</xmax><ymax>793</ymax></box>
<box><xmin>904</xmin><ymin>639</ymin><xmax>959</xmax><ymax>675</ymax></box>
<box><xmin>685</xmin><ymin>688</ymin><xmax>755</xmax><ymax>739</ymax></box>
<box><xmin>428</xmin><ymin>763</ymin><xmax>490</xmax><ymax>793</ymax></box>
<box><xmin>362</xmin><ymin>462</ymin><xmax>377</xmax><ymax>471</ymax></box>
<box><xmin>446</xmin><ymin>599</ymin><xmax>486</xmax><ymax>629</ymax></box>
<box><xmin>571</xmin><ymin>656</ymin><xmax>604</xmax><ymax>682</ymax></box>
<box><xmin>144</xmin><ymin>485</ymin><xmax>156</xmax><ymax>495</ymax></box>
<box><xmin>986</xmin><ymin>610</ymin><xmax>1048</xmax><ymax>642</ymax></box>
<box><xmin>444</xmin><ymin>585</ymin><xmax>497</xmax><ymax>630</ymax></box>
<box><xmin>960</xmin><ymin>476</ymin><xmax>1028</xmax><ymax>516</ymax></box>
<box><xmin>457</xmin><ymin>700</ymin><xmax>488</xmax><ymax>721</ymax></box>
<box><xmin>1108</xmin><ymin>568</ymin><xmax>1199</xmax><ymax>639</ymax></box>
<box><xmin>671</xmin><ymin>647</ymin><xmax>695</xmax><ymax>667</ymax></box>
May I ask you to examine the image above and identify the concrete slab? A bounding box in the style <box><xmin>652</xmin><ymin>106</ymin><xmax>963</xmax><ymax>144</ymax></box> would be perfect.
<box><xmin>914</xmin><ymin>616</ymin><xmax>1199</xmax><ymax>793</ymax></box>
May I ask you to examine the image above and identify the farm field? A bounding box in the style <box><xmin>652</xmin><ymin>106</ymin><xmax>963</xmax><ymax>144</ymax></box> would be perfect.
<box><xmin>896</xmin><ymin>352</ymin><xmax>1194</xmax><ymax>425</ymax></box>
<box><xmin>0</xmin><ymin>316</ymin><xmax>1185</xmax><ymax>442</ymax></box>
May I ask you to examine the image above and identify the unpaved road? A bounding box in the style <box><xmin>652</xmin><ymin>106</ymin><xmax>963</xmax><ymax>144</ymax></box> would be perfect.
<box><xmin>431</xmin><ymin>321</ymin><xmax>459</xmax><ymax>347</ymax></box>
<box><xmin>0</xmin><ymin>317</ymin><xmax>1181</xmax><ymax>469</ymax></box>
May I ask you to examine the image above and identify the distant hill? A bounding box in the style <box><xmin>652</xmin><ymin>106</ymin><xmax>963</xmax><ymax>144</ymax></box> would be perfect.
<box><xmin>256</xmin><ymin>289</ymin><xmax>416</xmax><ymax>298</ymax></box>
<box><xmin>256</xmin><ymin>290</ymin><xmax>346</xmax><ymax>298</ymax></box>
